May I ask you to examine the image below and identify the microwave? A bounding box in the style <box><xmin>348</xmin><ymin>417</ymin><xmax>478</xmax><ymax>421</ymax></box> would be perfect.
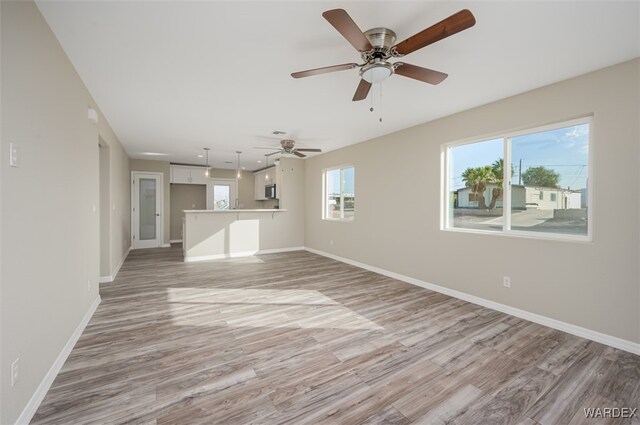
<box><xmin>265</xmin><ymin>184</ymin><xmax>277</xmax><ymax>199</ymax></box>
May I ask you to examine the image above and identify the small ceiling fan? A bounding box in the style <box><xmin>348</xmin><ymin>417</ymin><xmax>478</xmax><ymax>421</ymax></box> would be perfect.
<box><xmin>254</xmin><ymin>139</ymin><xmax>322</xmax><ymax>158</ymax></box>
<box><xmin>291</xmin><ymin>8</ymin><xmax>476</xmax><ymax>101</ymax></box>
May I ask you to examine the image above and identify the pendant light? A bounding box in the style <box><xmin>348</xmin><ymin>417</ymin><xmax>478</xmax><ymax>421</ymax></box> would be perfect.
<box><xmin>203</xmin><ymin>148</ymin><xmax>212</xmax><ymax>177</ymax></box>
<box><xmin>236</xmin><ymin>151</ymin><xmax>242</xmax><ymax>180</ymax></box>
<box><xmin>265</xmin><ymin>154</ymin><xmax>269</xmax><ymax>180</ymax></box>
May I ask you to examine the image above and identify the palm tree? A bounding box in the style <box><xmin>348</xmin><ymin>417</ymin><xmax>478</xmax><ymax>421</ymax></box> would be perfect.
<box><xmin>462</xmin><ymin>166</ymin><xmax>493</xmax><ymax>209</ymax></box>
<box><xmin>488</xmin><ymin>159</ymin><xmax>515</xmax><ymax>210</ymax></box>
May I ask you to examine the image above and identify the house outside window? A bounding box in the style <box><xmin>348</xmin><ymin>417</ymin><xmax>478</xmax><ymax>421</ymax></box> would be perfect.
<box><xmin>444</xmin><ymin>117</ymin><xmax>591</xmax><ymax>240</ymax></box>
<box><xmin>323</xmin><ymin>166</ymin><xmax>355</xmax><ymax>221</ymax></box>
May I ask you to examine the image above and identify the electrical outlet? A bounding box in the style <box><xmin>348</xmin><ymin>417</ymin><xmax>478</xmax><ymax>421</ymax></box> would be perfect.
<box><xmin>11</xmin><ymin>358</ymin><xmax>19</xmax><ymax>387</ymax></box>
<box><xmin>330</xmin><ymin>239</ymin><xmax>334</xmax><ymax>246</ymax></box>
<box><xmin>503</xmin><ymin>276</ymin><xmax>511</xmax><ymax>288</ymax></box>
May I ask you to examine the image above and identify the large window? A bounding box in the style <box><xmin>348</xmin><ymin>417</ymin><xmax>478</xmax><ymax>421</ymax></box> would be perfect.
<box><xmin>324</xmin><ymin>166</ymin><xmax>355</xmax><ymax>221</ymax></box>
<box><xmin>444</xmin><ymin>118</ymin><xmax>591</xmax><ymax>240</ymax></box>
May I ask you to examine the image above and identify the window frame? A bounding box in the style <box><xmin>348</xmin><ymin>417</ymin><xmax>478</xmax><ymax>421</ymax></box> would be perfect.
<box><xmin>322</xmin><ymin>164</ymin><xmax>355</xmax><ymax>222</ymax></box>
<box><xmin>441</xmin><ymin>116</ymin><xmax>593</xmax><ymax>242</ymax></box>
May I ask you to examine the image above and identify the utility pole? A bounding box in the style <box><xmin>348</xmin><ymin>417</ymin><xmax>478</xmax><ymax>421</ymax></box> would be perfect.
<box><xmin>518</xmin><ymin>159</ymin><xmax>522</xmax><ymax>185</ymax></box>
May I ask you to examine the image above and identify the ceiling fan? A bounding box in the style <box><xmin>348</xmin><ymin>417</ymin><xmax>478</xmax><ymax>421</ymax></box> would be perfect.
<box><xmin>254</xmin><ymin>139</ymin><xmax>322</xmax><ymax>158</ymax></box>
<box><xmin>291</xmin><ymin>8</ymin><xmax>476</xmax><ymax>101</ymax></box>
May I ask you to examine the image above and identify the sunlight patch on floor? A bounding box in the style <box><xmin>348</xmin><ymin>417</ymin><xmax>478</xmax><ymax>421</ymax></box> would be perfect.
<box><xmin>166</xmin><ymin>287</ymin><xmax>383</xmax><ymax>330</ymax></box>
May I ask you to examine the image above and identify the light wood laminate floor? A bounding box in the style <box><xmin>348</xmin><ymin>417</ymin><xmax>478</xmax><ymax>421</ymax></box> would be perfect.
<box><xmin>33</xmin><ymin>246</ymin><xmax>639</xmax><ymax>424</ymax></box>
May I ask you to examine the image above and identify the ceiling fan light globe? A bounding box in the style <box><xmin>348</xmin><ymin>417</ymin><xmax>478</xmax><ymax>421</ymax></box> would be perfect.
<box><xmin>360</xmin><ymin>63</ymin><xmax>393</xmax><ymax>84</ymax></box>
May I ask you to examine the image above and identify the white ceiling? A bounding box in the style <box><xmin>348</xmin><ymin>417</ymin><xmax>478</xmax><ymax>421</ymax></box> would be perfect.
<box><xmin>37</xmin><ymin>1</ymin><xmax>639</xmax><ymax>170</ymax></box>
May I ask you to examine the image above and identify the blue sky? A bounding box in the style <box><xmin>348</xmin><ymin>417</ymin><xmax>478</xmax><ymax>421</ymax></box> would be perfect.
<box><xmin>328</xmin><ymin>167</ymin><xmax>355</xmax><ymax>195</ymax></box>
<box><xmin>450</xmin><ymin>124</ymin><xmax>589</xmax><ymax>190</ymax></box>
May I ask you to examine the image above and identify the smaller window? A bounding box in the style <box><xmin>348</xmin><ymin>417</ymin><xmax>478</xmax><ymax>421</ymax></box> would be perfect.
<box><xmin>323</xmin><ymin>166</ymin><xmax>355</xmax><ymax>221</ymax></box>
<box><xmin>550</xmin><ymin>193</ymin><xmax>557</xmax><ymax>202</ymax></box>
<box><xmin>468</xmin><ymin>193</ymin><xmax>477</xmax><ymax>202</ymax></box>
<box><xmin>213</xmin><ymin>185</ymin><xmax>230</xmax><ymax>210</ymax></box>
<box><xmin>539</xmin><ymin>191</ymin><xmax>544</xmax><ymax>201</ymax></box>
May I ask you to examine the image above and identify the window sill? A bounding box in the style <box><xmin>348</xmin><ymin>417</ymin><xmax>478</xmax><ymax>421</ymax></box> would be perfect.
<box><xmin>441</xmin><ymin>226</ymin><xmax>593</xmax><ymax>244</ymax></box>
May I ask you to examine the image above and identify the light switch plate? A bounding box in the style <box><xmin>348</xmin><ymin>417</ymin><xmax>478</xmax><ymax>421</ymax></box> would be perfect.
<box><xmin>10</xmin><ymin>143</ymin><xmax>18</xmax><ymax>167</ymax></box>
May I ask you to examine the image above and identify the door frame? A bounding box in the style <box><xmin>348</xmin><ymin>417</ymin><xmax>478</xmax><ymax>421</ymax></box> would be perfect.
<box><xmin>131</xmin><ymin>171</ymin><xmax>164</xmax><ymax>249</ymax></box>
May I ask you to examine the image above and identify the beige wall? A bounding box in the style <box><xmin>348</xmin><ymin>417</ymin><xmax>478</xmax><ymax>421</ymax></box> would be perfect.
<box><xmin>130</xmin><ymin>159</ymin><xmax>170</xmax><ymax>245</ymax></box>
<box><xmin>1</xmin><ymin>2</ymin><xmax>130</xmax><ymax>423</ymax></box>
<box><xmin>170</xmin><ymin>184</ymin><xmax>206</xmax><ymax>240</ymax></box>
<box><xmin>305</xmin><ymin>59</ymin><xmax>640</xmax><ymax>344</ymax></box>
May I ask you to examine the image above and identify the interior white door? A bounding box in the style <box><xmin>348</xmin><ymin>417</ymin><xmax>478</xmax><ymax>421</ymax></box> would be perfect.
<box><xmin>132</xmin><ymin>172</ymin><xmax>163</xmax><ymax>248</ymax></box>
<box><xmin>207</xmin><ymin>179</ymin><xmax>238</xmax><ymax>210</ymax></box>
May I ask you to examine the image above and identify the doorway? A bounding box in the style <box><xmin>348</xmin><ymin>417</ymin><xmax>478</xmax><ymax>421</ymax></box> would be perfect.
<box><xmin>131</xmin><ymin>172</ymin><xmax>163</xmax><ymax>249</ymax></box>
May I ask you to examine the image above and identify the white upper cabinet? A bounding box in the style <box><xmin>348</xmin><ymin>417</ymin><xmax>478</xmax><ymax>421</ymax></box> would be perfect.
<box><xmin>190</xmin><ymin>168</ymin><xmax>209</xmax><ymax>185</ymax></box>
<box><xmin>170</xmin><ymin>165</ymin><xmax>209</xmax><ymax>185</ymax></box>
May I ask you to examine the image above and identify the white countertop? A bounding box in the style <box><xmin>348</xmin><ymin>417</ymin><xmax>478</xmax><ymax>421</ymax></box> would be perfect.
<box><xmin>183</xmin><ymin>209</ymin><xmax>286</xmax><ymax>213</ymax></box>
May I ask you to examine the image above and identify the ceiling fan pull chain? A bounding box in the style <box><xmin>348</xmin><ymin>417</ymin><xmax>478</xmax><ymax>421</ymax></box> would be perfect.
<box><xmin>369</xmin><ymin>85</ymin><xmax>374</xmax><ymax>112</ymax></box>
<box><xmin>379</xmin><ymin>82</ymin><xmax>383</xmax><ymax>123</ymax></box>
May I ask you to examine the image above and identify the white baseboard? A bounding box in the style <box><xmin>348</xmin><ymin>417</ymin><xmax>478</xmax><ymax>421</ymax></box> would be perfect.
<box><xmin>15</xmin><ymin>296</ymin><xmax>101</xmax><ymax>425</ymax></box>
<box><xmin>304</xmin><ymin>247</ymin><xmax>640</xmax><ymax>355</ymax></box>
<box><xmin>161</xmin><ymin>243</ymin><xmax>171</xmax><ymax>248</ymax></box>
<box><xmin>184</xmin><ymin>246</ymin><xmax>305</xmax><ymax>263</ymax></box>
<box><xmin>99</xmin><ymin>246</ymin><xmax>131</xmax><ymax>283</ymax></box>
<box><xmin>170</xmin><ymin>239</ymin><xmax>183</xmax><ymax>243</ymax></box>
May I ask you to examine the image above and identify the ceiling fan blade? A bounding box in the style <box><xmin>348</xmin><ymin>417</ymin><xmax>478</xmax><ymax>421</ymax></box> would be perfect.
<box><xmin>295</xmin><ymin>148</ymin><xmax>322</xmax><ymax>152</ymax></box>
<box><xmin>291</xmin><ymin>63</ymin><xmax>358</xmax><ymax>79</ymax></box>
<box><xmin>254</xmin><ymin>146</ymin><xmax>280</xmax><ymax>150</ymax></box>
<box><xmin>352</xmin><ymin>79</ymin><xmax>372</xmax><ymax>101</ymax></box>
<box><xmin>394</xmin><ymin>63</ymin><xmax>448</xmax><ymax>85</ymax></box>
<box><xmin>293</xmin><ymin>151</ymin><xmax>306</xmax><ymax>158</ymax></box>
<box><xmin>392</xmin><ymin>9</ymin><xmax>476</xmax><ymax>56</ymax></box>
<box><xmin>322</xmin><ymin>9</ymin><xmax>373</xmax><ymax>52</ymax></box>
<box><xmin>266</xmin><ymin>151</ymin><xmax>281</xmax><ymax>157</ymax></box>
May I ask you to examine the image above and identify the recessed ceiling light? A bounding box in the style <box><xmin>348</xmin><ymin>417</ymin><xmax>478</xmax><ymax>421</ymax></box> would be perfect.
<box><xmin>197</xmin><ymin>154</ymin><xmax>204</xmax><ymax>158</ymax></box>
<box><xmin>140</xmin><ymin>152</ymin><xmax>168</xmax><ymax>156</ymax></box>
<box><xmin>257</xmin><ymin>160</ymin><xmax>262</xmax><ymax>163</ymax></box>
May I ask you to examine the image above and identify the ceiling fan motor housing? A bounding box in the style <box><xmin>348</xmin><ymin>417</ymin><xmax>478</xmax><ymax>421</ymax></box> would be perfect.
<box><xmin>281</xmin><ymin>139</ymin><xmax>296</xmax><ymax>151</ymax></box>
<box><xmin>364</xmin><ymin>27</ymin><xmax>397</xmax><ymax>50</ymax></box>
